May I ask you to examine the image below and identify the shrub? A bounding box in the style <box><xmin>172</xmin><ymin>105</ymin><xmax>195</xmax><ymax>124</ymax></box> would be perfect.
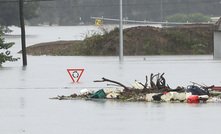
<box><xmin>0</xmin><ymin>26</ymin><xmax>19</xmax><ymax>66</ymax></box>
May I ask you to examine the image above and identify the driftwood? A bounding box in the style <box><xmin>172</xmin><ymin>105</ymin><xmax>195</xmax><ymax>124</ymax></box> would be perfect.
<box><xmin>138</xmin><ymin>75</ymin><xmax>148</xmax><ymax>90</ymax></box>
<box><xmin>94</xmin><ymin>77</ymin><xmax>131</xmax><ymax>91</ymax></box>
<box><xmin>150</xmin><ymin>73</ymin><xmax>158</xmax><ymax>89</ymax></box>
<box><xmin>94</xmin><ymin>73</ymin><xmax>172</xmax><ymax>94</ymax></box>
<box><xmin>156</xmin><ymin>73</ymin><xmax>166</xmax><ymax>89</ymax></box>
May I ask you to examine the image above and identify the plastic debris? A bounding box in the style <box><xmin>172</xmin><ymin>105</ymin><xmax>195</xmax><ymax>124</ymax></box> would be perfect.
<box><xmin>80</xmin><ymin>89</ymin><xmax>90</xmax><ymax>95</ymax></box>
<box><xmin>90</xmin><ymin>89</ymin><xmax>106</xmax><ymax>99</ymax></box>
<box><xmin>132</xmin><ymin>80</ymin><xmax>144</xmax><ymax>89</ymax></box>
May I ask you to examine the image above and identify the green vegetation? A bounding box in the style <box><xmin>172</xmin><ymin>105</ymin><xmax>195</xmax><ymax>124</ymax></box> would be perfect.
<box><xmin>66</xmin><ymin>27</ymin><xmax>120</xmax><ymax>56</ymax></box>
<box><xmin>1</xmin><ymin>1</ymin><xmax>219</xmax><ymax>26</ymax></box>
<box><xmin>142</xmin><ymin>26</ymin><xmax>212</xmax><ymax>55</ymax></box>
<box><xmin>162</xmin><ymin>30</ymin><xmax>207</xmax><ymax>54</ymax></box>
<box><xmin>0</xmin><ymin>2</ymin><xmax>39</xmax><ymax>26</ymax></box>
<box><xmin>48</xmin><ymin>24</ymin><xmax>213</xmax><ymax>56</ymax></box>
<box><xmin>25</xmin><ymin>24</ymin><xmax>214</xmax><ymax>56</ymax></box>
<box><xmin>166</xmin><ymin>13</ymin><xmax>211</xmax><ymax>22</ymax></box>
<box><xmin>0</xmin><ymin>27</ymin><xmax>19</xmax><ymax>67</ymax></box>
<box><xmin>9</xmin><ymin>0</ymin><xmax>221</xmax><ymax>26</ymax></box>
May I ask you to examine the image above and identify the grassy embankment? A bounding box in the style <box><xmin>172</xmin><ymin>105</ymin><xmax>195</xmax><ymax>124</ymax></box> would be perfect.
<box><xmin>25</xmin><ymin>24</ymin><xmax>214</xmax><ymax>56</ymax></box>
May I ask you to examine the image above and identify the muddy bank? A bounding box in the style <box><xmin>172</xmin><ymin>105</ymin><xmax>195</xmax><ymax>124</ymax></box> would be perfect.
<box><xmin>21</xmin><ymin>24</ymin><xmax>215</xmax><ymax>56</ymax></box>
<box><xmin>19</xmin><ymin>40</ymin><xmax>81</xmax><ymax>55</ymax></box>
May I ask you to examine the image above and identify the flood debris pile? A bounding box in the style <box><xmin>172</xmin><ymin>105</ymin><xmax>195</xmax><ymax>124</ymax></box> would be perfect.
<box><xmin>50</xmin><ymin>73</ymin><xmax>221</xmax><ymax>103</ymax></box>
<box><xmin>92</xmin><ymin>73</ymin><xmax>186</xmax><ymax>101</ymax></box>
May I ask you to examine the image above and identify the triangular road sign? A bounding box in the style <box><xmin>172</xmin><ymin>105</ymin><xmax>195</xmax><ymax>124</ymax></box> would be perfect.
<box><xmin>67</xmin><ymin>69</ymin><xmax>84</xmax><ymax>82</ymax></box>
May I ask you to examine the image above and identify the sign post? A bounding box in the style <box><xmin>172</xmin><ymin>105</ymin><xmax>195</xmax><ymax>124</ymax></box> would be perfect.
<box><xmin>119</xmin><ymin>0</ymin><xmax>123</xmax><ymax>62</ymax></box>
<box><xmin>19</xmin><ymin>0</ymin><xmax>27</xmax><ymax>66</ymax></box>
<box><xmin>95</xmin><ymin>19</ymin><xmax>101</xmax><ymax>25</ymax></box>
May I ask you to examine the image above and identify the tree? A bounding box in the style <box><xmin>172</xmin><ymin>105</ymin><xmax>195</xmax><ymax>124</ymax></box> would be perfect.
<box><xmin>27</xmin><ymin>0</ymin><xmax>221</xmax><ymax>26</ymax></box>
<box><xmin>0</xmin><ymin>26</ymin><xmax>19</xmax><ymax>67</ymax></box>
<box><xmin>0</xmin><ymin>1</ymin><xmax>39</xmax><ymax>26</ymax></box>
<box><xmin>166</xmin><ymin>13</ymin><xmax>211</xmax><ymax>22</ymax></box>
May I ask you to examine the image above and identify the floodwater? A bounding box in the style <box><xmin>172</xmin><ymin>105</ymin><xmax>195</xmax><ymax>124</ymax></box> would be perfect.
<box><xmin>1</xmin><ymin>25</ymin><xmax>221</xmax><ymax>134</ymax></box>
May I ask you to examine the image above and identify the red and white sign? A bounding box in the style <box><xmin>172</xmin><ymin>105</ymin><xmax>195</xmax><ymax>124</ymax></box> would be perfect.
<box><xmin>67</xmin><ymin>69</ymin><xmax>84</xmax><ymax>82</ymax></box>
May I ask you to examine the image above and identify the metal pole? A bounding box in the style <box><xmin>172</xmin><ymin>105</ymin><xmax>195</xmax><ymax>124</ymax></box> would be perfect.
<box><xmin>119</xmin><ymin>0</ymin><xmax>123</xmax><ymax>62</ymax></box>
<box><xmin>19</xmin><ymin>0</ymin><xmax>27</xmax><ymax>66</ymax></box>
<box><xmin>160</xmin><ymin>0</ymin><xmax>162</xmax><ymax>22</ymax></box>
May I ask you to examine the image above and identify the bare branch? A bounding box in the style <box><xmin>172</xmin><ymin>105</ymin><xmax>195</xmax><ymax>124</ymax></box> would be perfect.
<box><xmin>150</xmin><ymin>73</ymin><xmax>158</xmax><ymax>89</ymax></box>
<box><xmin>94</xmin><ymin>77</ymin><xmax>130</xmax><ymax>91</ymax></box>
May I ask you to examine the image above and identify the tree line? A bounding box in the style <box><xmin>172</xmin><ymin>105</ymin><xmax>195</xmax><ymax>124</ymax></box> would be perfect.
<box><xmin>0</xmin><ymin>0</ymin><xmax>220</xmax><ymax>26</ymax></box>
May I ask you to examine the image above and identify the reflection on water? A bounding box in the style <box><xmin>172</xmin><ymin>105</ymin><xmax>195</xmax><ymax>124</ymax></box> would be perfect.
<box><xmin>1</xmin><ymin>55</ymin><xmax>221</xmax><ymax>89</ymax></box>
<box><xmin>1</xmin><ymin>26</ymin><xmax>221</xmax><ymax>134</ymax></box>
<box><xmin>1</xmin><ymin>89</ymin><xmax>221</xmax><ymax>134</ymax></box>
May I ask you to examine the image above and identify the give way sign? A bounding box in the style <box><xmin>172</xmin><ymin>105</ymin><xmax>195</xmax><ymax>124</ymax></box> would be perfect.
<box><xmin>67</xmin><ymin>69</ymin><xmax>84</xmax><ymax>82</ymax></box>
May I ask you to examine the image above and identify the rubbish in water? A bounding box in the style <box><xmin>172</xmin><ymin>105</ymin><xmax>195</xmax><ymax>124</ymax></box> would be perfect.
<box><xmin>49</xmin><ymin>74</ymin><xmax>221</xmax><ymax>103</ymax></box>
<box><xmin>90</xmin><ymin>89</ymin><xmax>106</xmax><ymax>99</ymax></box>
